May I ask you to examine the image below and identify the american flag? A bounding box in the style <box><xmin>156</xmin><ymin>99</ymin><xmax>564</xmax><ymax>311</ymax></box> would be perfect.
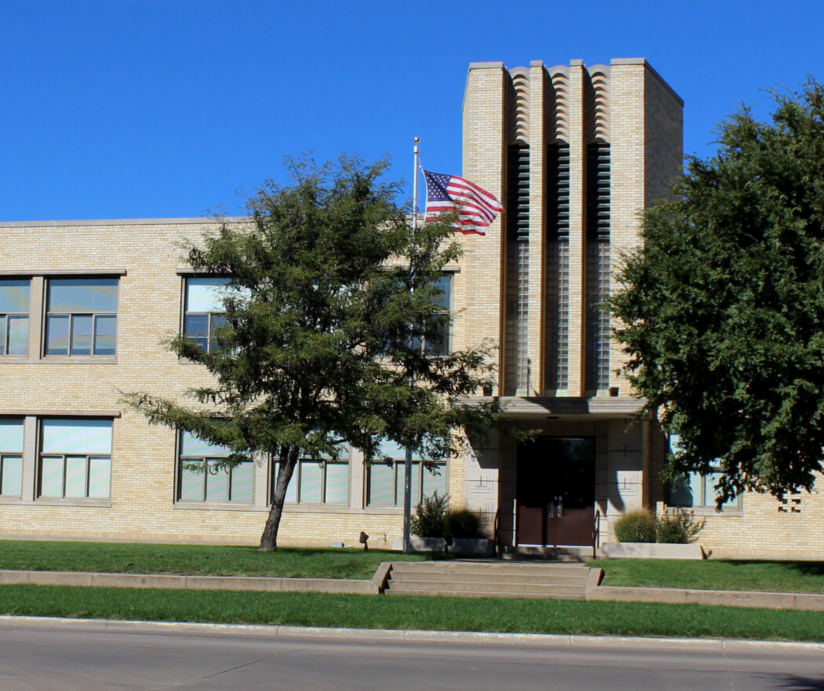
<box><xmin>422</xmin><ymin>169</ymin><xmax>503</xmax><ymax>235</ymax></box>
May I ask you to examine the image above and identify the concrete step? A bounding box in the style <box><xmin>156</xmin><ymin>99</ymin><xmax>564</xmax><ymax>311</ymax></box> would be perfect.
<box><xmin>390</xmin><ymin>562</ymin><xmax>588</xmax><ymax>576</ymax></box>
<box><xmin>385</xmin><ymin>579</ymin><xmax>586</xmax><ymax>596</ymax></box>
<box><xmin>382</xmin><ymin>561</ymin><xmax>594</xmax><ymax>600</ymax></box>
<box><xmin>384</xmin><ymin>588</ymin><xmax>585</xmax><ymax>599</ymax></box>
<box><xmin>382</xmin><ymin>571</ymin><xmax>588</xmax><ymax>586</ymax></box>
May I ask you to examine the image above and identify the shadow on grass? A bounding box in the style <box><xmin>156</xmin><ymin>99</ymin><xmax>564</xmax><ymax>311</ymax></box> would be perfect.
<box><xmin>724</xmin><ymin>560</ymin><xmax>824</xmax><ymax>576</ymax></box>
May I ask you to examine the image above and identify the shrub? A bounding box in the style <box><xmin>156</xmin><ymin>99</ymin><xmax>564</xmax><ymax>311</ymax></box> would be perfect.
<box><xmin>613</xmin><ymin>509</ymin><xmax>656</xmax><ymax>543</ymax></box>
<box><xmin>410</xmin><ymin>492</ymin><xmax>448</xmax><ymax>538</ymax></box>
<box><xmin>656</xmin><ymin>509</ymin><xmax>706</xmax><ymax>544</ymax></box>
<box><xmin>444</xmin><ymin>507</ymin><xmax>486</xmax><ymax>539</ymax></box>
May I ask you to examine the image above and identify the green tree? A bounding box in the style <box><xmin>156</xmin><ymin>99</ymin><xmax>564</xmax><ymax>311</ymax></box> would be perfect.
<box><xmin>610</xmin><ymin>80</ymin><xmax>824</xmax><ymax>503</ymax></box>
<box><xmin>124</xmin><ymin>156</ymin><xmax>498</xmax><ymax>551</ymax></box>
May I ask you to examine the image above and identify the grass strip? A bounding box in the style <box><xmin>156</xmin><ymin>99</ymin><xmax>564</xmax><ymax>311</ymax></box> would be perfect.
<box><xmin>589</xmin><ymin>558</ymin><xmax>824</xmax><ymax>594</ymax></box>
<box><xmin>1</xmin><ymin>585</ymin><xmax>824</xmax><ymax>642</ymax></box>
<box><xmin>0</xmin><ymin>541</ymin><xmax>442</xmax><ymax>579</ymax></box>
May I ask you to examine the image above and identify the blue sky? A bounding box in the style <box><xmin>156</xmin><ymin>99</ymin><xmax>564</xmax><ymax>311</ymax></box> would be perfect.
<box><xmin>3</xmin><ymin>0</ymin><xmax>824</xmax><ymax>222</ymax></box>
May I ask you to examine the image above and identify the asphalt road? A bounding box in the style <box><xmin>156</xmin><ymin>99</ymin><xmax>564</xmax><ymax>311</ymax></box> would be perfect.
<box><xmin>0</xmin><ymin>618</ymin><xmax>823</xmax><ymax>690</ymax></box>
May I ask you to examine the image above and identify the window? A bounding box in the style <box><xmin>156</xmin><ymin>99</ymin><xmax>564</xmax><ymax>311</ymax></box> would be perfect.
<box><xmin>39</xmin><ymin>419</ymin><xmax>112</xmax><ymax>499</ymax></box>
<box><xmin>366</xmin><ymin>440</ymin><xmax>447</xmax><ymax>507</ymax></box>
<box><xmin>183</xmin><ymin>278</ymin><xmax>230</xmax><ymax>353</ymax></box>
<box><xmin>666</xmin><ymin>434</ymin><xmax>739</xmax><ymax>510</ymax></box>
<box><xmin>0</xmin><ymin>280</ymin><xmax>29</xmax><ymax>356</ymax></box>
<box><xmin>178</xmin><ymin>431</ymin><xmax>253</xmax><ymax>503</ymax></box>
<box><xmin>0</xmin><ymin>419</ymin><xmax>24</xmax><ymax>497</ymax></box>
<box><xmin>45</xmin><ymin>279</ymin><xmax>118</xmax><ymax>356</ymax></box>
<box><xmin>425</xmin><ymin>275</ymin><xmax>452</xmax><ymax>356</ymax></box>
<box><xmin>273</xmin><ymin>448</ymin><xmax>349</xmax><ymax>505</ymax></box>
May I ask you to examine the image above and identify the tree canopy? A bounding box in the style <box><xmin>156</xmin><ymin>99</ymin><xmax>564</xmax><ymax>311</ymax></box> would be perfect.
<box><xmin>610</xmin><ymin>80</ymin><xmax>824</xmax><ymax>503</ymax></box>
<box><xmin>124</xmin><ymin>155</ymin><xmax>498</xmax><ymax>550</ymax></box>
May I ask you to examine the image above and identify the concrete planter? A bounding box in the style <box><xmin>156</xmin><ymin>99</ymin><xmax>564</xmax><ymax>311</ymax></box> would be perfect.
<box><xmin>601</xmin><ymin>542</ymin><xmax>706</xmax><ymax>560</ymax></box>
<box><xmin>390</xmin><ymin>536</ymin><xmax>493</xmax><ymax>556</ymax></box>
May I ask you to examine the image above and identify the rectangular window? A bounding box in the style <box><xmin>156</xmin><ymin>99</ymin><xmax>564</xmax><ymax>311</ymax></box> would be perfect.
<box><xmin>273</xmin><ymin>447</ymin><xmax>350</xmax><ymax>505</ymax></box>
<box><xmin>178</xmin><ymin>431</ymin><xmax>253</xmax><ymax>503</ymax></box>
<box><xmin>183</xmin><ymin>278</ymin><xmax>231</xmax><ymax>353</ymax></box>
<box><xmin>425</xmin><ymin>275</ymin><xmax>452</xmax><ymax>356</ymax></box>
<box><xmin>45</xmin><ymin>279</ymin><xmax>118</xmax><ymax>356</ymax></box>
<box><xmin>0</xmin><ymin>419</ymin><xmax>24</xmax><ymax>497</ymax></box>
<box><xmin>366</xmin><ymin>440</ymin><xmax>447</xmax><ymax>507</ymax></box>
<box><xmin>0</xmin><ymin>280</ymin><xmax>30</xmax><ymax>356</ymax></box>
<box><xmin>39</xmin><ymin>419</ymin><xmax>112</xmax><ymax>499</ymax></box>
<box><xmin>666</xmin><ymin>434</ymin><xmax>739</xmax><ymax>510</ymax></box>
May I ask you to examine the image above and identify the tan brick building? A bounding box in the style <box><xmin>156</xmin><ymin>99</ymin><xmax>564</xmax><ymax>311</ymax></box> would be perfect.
<box><xmin>0</xmin><ymin>58</ymin><xmax>820</xmax><ymax>557</ymax></box>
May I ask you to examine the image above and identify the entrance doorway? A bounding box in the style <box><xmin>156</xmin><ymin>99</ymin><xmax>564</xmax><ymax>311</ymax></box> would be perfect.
<box><xmin>516</xmin><ymin>437</ymin><xmax>596</xmax><ymax>547</ymax></box>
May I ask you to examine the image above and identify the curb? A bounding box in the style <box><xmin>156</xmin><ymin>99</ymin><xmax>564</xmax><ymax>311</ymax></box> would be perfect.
<box><xmin>2</xmin><ymin>615</ymin><xmax>824</xmax><ymax>653</ymax></box>
<box><xmin>0</xmin><ymin>570</ymin><xmax>377</xmax><ymax>595</ymax></box>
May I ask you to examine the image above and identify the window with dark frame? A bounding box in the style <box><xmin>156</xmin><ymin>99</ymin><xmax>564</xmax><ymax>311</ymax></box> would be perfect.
<box><xmin>366</xmin><ymin>440</ymin><xmax>447</xmax><ymax>507</ymax></box>
<box><xmin>273</xmin><ymin>448</ymin><xmax>350</xmax><ymax>505</ymax></box>
<box><xmin>666</xmin><ymin>434</ymin><xmax>740</xmax><ymax>510</ymax></box>
<box><xmin>177</xmin><ymin>431</ymin><xmax>254</xmax><ymax>504</ymax></box>
<box><xmin>183</xmin><ymin>278</ymin><xmax>231</xmax><ymax>353</ymax></box>
<box><xmin>0</xmin><ymin>280</ymin><xmax>30</xmax><ymax>357</ymax></box>
<box><xmin>45</xmin><ymin>279</ymin><xmax>118</xmax><ymax>357</ymax></box>
<box><xmin>38</xmin><ymin>418</ymin><xmax>112</xmax><ymax>499</ymax></box>
<box><xmin>0</xmin><ymin>418</ymin><xmax>24</xmax><ymax>497</ymax></box>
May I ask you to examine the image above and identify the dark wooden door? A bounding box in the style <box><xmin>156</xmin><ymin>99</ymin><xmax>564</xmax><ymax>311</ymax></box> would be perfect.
<box><xmin>516</xmin><ymin>437</ymin><xmax>596</xmax><ymax>547</ymax></box>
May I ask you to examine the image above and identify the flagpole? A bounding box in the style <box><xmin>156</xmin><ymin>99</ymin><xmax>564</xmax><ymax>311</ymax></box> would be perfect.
<box><xmin>403</xmin><ymin>137</ymin><xmax>420</xmax><ymax>555</ymax></box>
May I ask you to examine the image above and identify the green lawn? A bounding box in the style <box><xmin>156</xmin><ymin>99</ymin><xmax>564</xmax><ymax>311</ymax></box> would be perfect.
<box><xmin>0</xmin><ymin>541</ymin><xmax>441</xmax><ymax>579</ymax></box>
<box><xmin>589</xmin><ymin>558</ymin><xmax>824</xmax><ymax>594</ymax></box>
<box><xmin>2</xmin><ymin>585</ymin><xmax>824</xmax><ymax>642</ymax></box>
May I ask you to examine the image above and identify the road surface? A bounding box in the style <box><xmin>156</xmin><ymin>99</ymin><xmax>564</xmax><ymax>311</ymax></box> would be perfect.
<box><xmin>0</xmin><ymin>618</ymin><xmax>822</xmax><ymax>690</ymax></box>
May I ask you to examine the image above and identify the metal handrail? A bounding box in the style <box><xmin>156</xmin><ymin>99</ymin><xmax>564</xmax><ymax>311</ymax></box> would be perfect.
<box><xmin>593</xmin><ymin>509</ymin><xmax>601</xmax><ymax>560</ymax></box>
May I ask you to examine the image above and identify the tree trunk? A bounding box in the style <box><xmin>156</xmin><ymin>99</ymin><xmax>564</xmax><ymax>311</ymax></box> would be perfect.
<box><xmin>259</xmin><ymin>444</ymin><xmax>300</xmax><ymax>552</ymax></box>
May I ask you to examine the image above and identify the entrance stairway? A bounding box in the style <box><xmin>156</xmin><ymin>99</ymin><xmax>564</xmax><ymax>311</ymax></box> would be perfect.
<box><xmin>382</xmin><ymin>561</ymin><xmax>592</xmax><ymax>599</ymax></box>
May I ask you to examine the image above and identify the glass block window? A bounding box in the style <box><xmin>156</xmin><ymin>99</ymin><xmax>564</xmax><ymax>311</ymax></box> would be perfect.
<box><xmin>0</xmin><ymin>280</ymin><xmax>29</xmax><ymax>357</ymax></box>
<box><xmin>544</xmin><ymin>144</ymin><xmax>570</xmax><ymax>392</ymax></box>
<box><xmin>39</xmin><ymin>419</ymin><xmax>112</xmax><ymax>499</ymax></box>
<box><xmin>504</xmin><ymin>145</ymin><xmax>530</xmax><ymax>395</ymax></box>
<box><xmin>184</xmin><ymin>278</ymin><xmax>231</xmax><ymax>353</ymax></box>
<box><xmin>666</xmin><ymin>434</ymin><xmax>739</xmax><ymax>509</ymax></box>
<box><xmin>178</xmin><ymin>431</ymin><xmax>253</xmax><ymax>503</ymax></box>
<box><xmin>0</xmin><ymin>419</ymin><xmax>24</xmax><ymax>497</ymax></box>
<box><xmin>366</xmin><ymin>440</ymin><xmax>447</xmax><ymax>507</ymax></box>
<box><xmin>585</xmin><ymin>144</ymin><xmax>611</xmax><ymax>393</ymax></box>
<box><xmin>272</xmin><ymin>447</ymin><xmax>350</xmax><ymax>505</ymax></box>
<box><xmin>45</xmin><ymin>279</ymin><xmax>118</xmax><ymax>356</ymax></box>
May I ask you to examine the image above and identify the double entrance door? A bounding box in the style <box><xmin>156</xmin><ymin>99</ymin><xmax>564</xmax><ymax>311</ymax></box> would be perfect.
<box><xmin>516</xmin><ymin>437</ymin><xmax>596</xmax><ymax>547</ymax></box>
